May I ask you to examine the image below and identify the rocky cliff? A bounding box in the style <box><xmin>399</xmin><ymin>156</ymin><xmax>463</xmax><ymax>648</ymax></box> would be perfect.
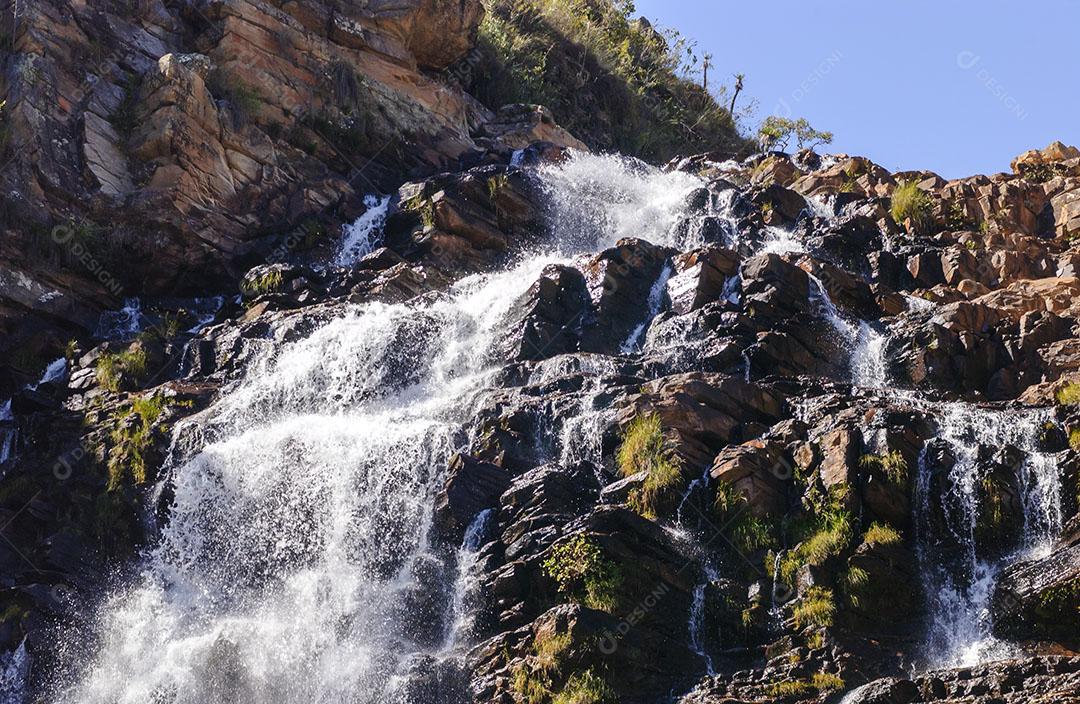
<box><xmin>2</xmin><ymin>2</ymin><xmax>1080</xmax><ymax>704</ymax></box>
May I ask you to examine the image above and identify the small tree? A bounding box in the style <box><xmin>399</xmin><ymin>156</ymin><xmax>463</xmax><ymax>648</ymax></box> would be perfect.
<box><xmin>758</xmin><ymin>116</ymin><xmax>833</xmax><ymax>153</ymax></box>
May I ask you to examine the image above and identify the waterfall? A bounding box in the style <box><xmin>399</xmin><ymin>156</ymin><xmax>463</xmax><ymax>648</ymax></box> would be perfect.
<box><xmin>32</xmin><ymin>357</ymin><xmax>67</xmax><ymax>389</ymax></box>
<box><xmin>0</xmin><ymin>399</ymin><xmax>14</xmax><ymax>465</ymax></box>
<box><xmin>915</xmin><ymin>403</ymin><xmax>1061</xmax><ymax>668</ymax></box>
<box><xmin>0</xmin><ymin>639</ymin><xmax>28</xmax><ymax>704</ymax></box>
<box><xmin>850</xmin><ymin>321</ymin><xmax>888</xmax><ymax>389</ymax></box>
<box><xmin>94</xmin><ymin>298</ymin><xmax>146</xmax><ymax>340</ymax></box>
<box><xmin>621</xmin><ymin>262</ymin><xmax>673</xmax><ymax>354</ymax></box>
<box><xmin>759</xmin><ymin>225</ymin><xmax>806</xmax><ymax>256</ymax></box>
<box><xmin>687</xmin><ymin>564</ymin><xmax>718</xmax><ymax>676</ymax></box>
<box><xmin>56</xmin><ymin>152</ymin><xmax>708</xmax><ymax>703</ymax></box>
<box><xmin>443</xmin><ymin>509</ymin><xmax>494</xmax><ymax>650</ymax></box>
<box><xmin>336</xmin><ymin>194</ymin><xmax>390</xmax><ymax>267</ymax></box>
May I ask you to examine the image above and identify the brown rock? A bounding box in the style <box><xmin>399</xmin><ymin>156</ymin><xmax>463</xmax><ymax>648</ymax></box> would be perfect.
<box><xmin>710</xmin><ymin>440</ymin><xmax>788</xmax><ymax>517</ymax></box>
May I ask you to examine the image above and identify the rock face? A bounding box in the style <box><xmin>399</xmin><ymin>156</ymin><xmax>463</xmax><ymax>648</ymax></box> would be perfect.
<box><xmin>0</xmin><ymin>0</ymin><xmax>584</xmax><ymax>362</ymax></box>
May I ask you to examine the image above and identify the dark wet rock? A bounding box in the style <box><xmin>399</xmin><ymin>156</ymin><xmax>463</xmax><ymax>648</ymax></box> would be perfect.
<box><xmin>504</xmin><ymin>265</ymin><xmax>590</xmax><ymax>362</ymax></box>
<box><xmin>666</xmin><ymin>248</ymin><xmax>739</xmax><ymax>315</ymax></box>
<box><xmin>434</xmin><ymin>454</ymin><xmax>512</xmax><ymax>545</ymax></box>
<box><xmin>578</xmin><ymin>238</ymin><xmax>673</xmax><ymax>354</ymax></box>
<box><xmin>992</xmin><ymin>525</ymin><xmax>1080</xmax><ymax>644</ymax></box>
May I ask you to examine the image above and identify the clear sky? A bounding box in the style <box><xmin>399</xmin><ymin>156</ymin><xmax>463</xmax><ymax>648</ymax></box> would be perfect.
<box><xmin>634</xmin><ymin>0</ymin><xmax>1080</xmax><ymax>180</ymax></box>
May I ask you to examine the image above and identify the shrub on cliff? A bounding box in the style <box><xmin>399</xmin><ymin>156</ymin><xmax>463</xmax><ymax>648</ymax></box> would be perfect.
<box><xmin>466</xmin><ymin>0</ymin><xmax>747</xmax><ymax>162</ymax></box>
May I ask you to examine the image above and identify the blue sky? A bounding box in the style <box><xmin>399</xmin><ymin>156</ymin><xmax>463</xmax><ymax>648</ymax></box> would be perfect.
<box><xmin>634</xmin><ymin>0</ymin><xmax>1080</xmax><ymax>179</ymax></box>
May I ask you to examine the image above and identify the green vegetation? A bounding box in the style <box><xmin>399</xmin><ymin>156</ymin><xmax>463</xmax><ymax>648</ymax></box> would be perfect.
<box><xmin>766</xmin><ymin>680</ymin><xmax>814</xmax><ymax>697</ymax></box>
<box><xmin>95</xmin><ymin>345</ymin><xmax>149</xmax><ymax>393</ymax></box>
<box><xmin>301</xmin><ymin>111</ymin><xmax>370</xmax><ymax>157</ymax></box>
<box><xmin>777</xmin><ymin>498</ymin><xmax>853</xmax><ymax>587</ymax></box>
<box><xmin>858</xmin><ymin>450</ymin><xmax>908</xmax><ymax>486</ymax></box>
<box><xmin>757</xmin><ymin>116</ymin><xmax>833</xmax><ymax>152</ymax></box>
<box><xmin>534</xmin><ymin>631</ymin><xmax>573</xmax><ymax>672</ymax></box>
<box><xmin>1069</xmin><ymin>427</ymin><xmax>1080</xmax><ymax>452</ymax></box>
<box><xmin>838</xmin><ymin>160</ymin><xmax>867</xmax><ymax>193</ymax></box>
<box><xmin>616</xmin><ymin>413</ymin><xmax>683</xmax><ymax>519</ymax></box>
<box><xmin>862</xmin><ymin>521</ymin><xmax>902</xmax><ymax>547</ymax></box>
<box><xmin>542</xmin><ymin>535</ymin><xmax>622</xmax><ymax>612</ymax></box>
<box><xmin>978</xmin><ymin>474</ymin><xmax>1010</xmax><ymax>535</ymax></box>
<box><xmin>840</xmin><ymin>565</ymin><xmax>870</xmax><ymax>608</ymax></box>
<box><xmin>107</xmin><ymin>393</ymin><xmax>168</xmax><ymax>491</ymax></box>
<box><xmin>715</xmin><ymin>480</ymin><xmax>776</xmax><ymax>554</ymax></box>
<box><xmin>242</xmin><ymin>270</ymin><xmax>284</xmax><ymax>298</ymax></box>
<box><xmin>207</xmin><ymin>72</ymin><xmax>263</xmax><ymax>126</ymax></box>
<box><xmin>1055</xmin><ymin>381</ymin><xmax>1080</xmax><ymax>406</ymax></box>
<box><xmin>471</xmin><ymin>0</ymin><xmax>746</xmax><ymax>162</ymax></box>
<box><xmin>765</xmin><ymin>670</ymin><xmax>844</xmax><ymax>697</ymax></box>
<box><xmin>511</xmin><ymin>630</ymin><xmax>613</xmax><ymax>704</ymax></box>
<box><xmin>891</xmin><ymin>180</ymin><xmax>934</xmax><ymax>233</ymax></box>
<box><xmin>810</xmin><ymin>672</ymin><xmax>845</xmax><ymax>692</ymax></box>
<box><xmin>552</xmin><ymin>670</ymin><xmax>614</xmax><ymax>704</ymax></box>
<box><xmin>944</xmin><ymin>199</ymin><xmax>975</xmax><ymax>231</ymax></box>
<box><xmin>791</xmin><ymin>586</ymin><xmax>836</xmax><ymax>630</ymax></box>
<box><xmin>109</xmin><ymin>73</ymin><xmax>143</xmax><ymax>139</ymax></box>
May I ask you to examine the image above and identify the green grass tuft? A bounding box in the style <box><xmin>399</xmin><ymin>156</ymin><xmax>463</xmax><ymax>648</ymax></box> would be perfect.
<box><xmin>791</xmin><ymin>586</ymin><xmax>836</xmax><ymax>630</ymax></box>
<box><xmin>811</xmin><ymin>672</ymin><xmax>845</xmax><ymax>692</ymax></box>
<box><xmin>552</xmin><ymin>669</ymin><xmax>614</xmax><ymax>704</ymax></box>
<box><xmin>891</xmin><ymin>180</ymin><xmax>934</xmax><ymax>233</ymax></box>
<box><xmin>542</xmin><ymin>535</ymin><xmax>622</xmax><ymax>612</ymax></box>
<box><xmin>859</xmin><ymin>450</ymin><xmax>908</xmax><ymax>485</ymax></box>
<box><xmin>95</xmin><ymin>345</ymin><xmax>148</xmax><ymax>393</ymax></box>
<box><xmin>617</xmin><ymin>413</ymin><xmax>683</xmax><ymax>520</ymax></box>
<box><xmin>1056</xmin><ymin>381</ymin><xmax>1080</xmax><ymax>406</ymax></box>
<box><xmin>862</xmin><ymin>521</ymin><xmax>902</xmax><ymax>547</ymax></box>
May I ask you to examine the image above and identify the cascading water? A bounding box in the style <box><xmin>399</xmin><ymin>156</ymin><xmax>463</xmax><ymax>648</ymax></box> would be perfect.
<box><xmin>807</xmin><ymin>274</ymin><xmax>888</xmax><ymax>388</ymax></box>
<box><xmin>687</xmin><ymin>564</ymin><xmax>719</xmax><ymax>676</ymax></box>
<box><xmin>0</xmin><ymin>399</ymin><xmax>14</xmax><ymax>465</ymax></box>
<box><xmin>56</xmin><ymin>152</ymin><xmax>711</xmax><ymax>703</ymax></box>
<box><xmin>915</xmin><ymin>403</ymin><xmax>1061</xmax><ymax>667</ymax></box>
<box><xmin>621</xmin><ymin>262</ymin><xmax>673</xmax><ymax>354</ymax></box>
<box><xmin>443</xmin><ymin>509</ymin><xmax>494</xmax><ymax>650</ymax></box>
<box><xmin>336</xmin><ymin>194</ymin><xmax>391</xmax><ymax>267</ymax></box>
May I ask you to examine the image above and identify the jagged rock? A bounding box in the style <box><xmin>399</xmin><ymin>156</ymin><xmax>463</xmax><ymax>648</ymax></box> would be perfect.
<box><xmin>433</xmin><ymin>454</ymin><xmax>511</xmax><ymax>544</ymax></box>
<box><xmin>790</xmin><ymin>156</ymin><xmax>897</xmax><ymax>199</ymax></box>
<box><xmin>475</xmin><ymin>104</ymin><xmax>589</xmax><ymax>152</ymax></box>
<box><xmin>617</xmin><ymin>372</ymin><xmax>786</xmax><ymax>469</ymax></box>
<box><xmin>750</xmin><ymin>183</ymin><xmax>807</xmax><ymax>226</ymax></box>
<box><xmin>505</xmin><ymin>265</ymin><xmax>590</xmax><ymax>361</ymax></box>
<box><xmin>578</xmin><ymin>238</ymin><xmax>672</xmax><ymax>354</ymax></box>
<box><xmin>1011</xmin><ymin>141</ymin><xmax>1080</xmax><ymax>176</ymax></box>
<box><xmin>709</xmin><ymin>439</ymin><xmax>788</xmax><ymax>517</ymax></box>
<box><xmin>840</xmin><ymin>678</ymin><xmax>920</xmax><ymax>704</ymax></box>
<box><xmin>665</xmin><ymin>248</ymin><xmax>739</xmax><ymax>315</ymax></box>
<box><xmin>992</xmin><ymin>525</ymin><xmax>1080</xmax><ymax>643</ymax></box>
<box><xmin>741</xmin><ymin>253</ymin><xmax>811</xmax><ymax>321</ymax></box>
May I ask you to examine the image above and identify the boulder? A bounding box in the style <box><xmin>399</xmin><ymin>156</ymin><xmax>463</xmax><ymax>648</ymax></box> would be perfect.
<box><xmin>992</xmin><ymin>525</ymin><xmax>1080</xmax><ymax>643</ymax></box>
<box><xmin>433</xmin><ymin>454</ymin><xmax>510</xmax><ymax>543</ymax></box>
<box><xmin>665</xmin><ymin>247</ymin><xmax>739</xmax><ymax>315</ymax></box>
<box><xmin>709</xmin><ymin>440</ymin><xmax>788</xmax><ymax>517</ymax></box>
<box><xmin>578</xmin><ymin>238</ymin><xmax>672</xmax><ymax>354</ymax></box>
<box><xmin>475</xmin><ymin>104</ymin><xmax>588</xmax><ymax>153</ymax></box>
<box><xmin>505</xmin><ymin>265</ymin><xmax>591</xmax><ymax>361</ymax></box>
